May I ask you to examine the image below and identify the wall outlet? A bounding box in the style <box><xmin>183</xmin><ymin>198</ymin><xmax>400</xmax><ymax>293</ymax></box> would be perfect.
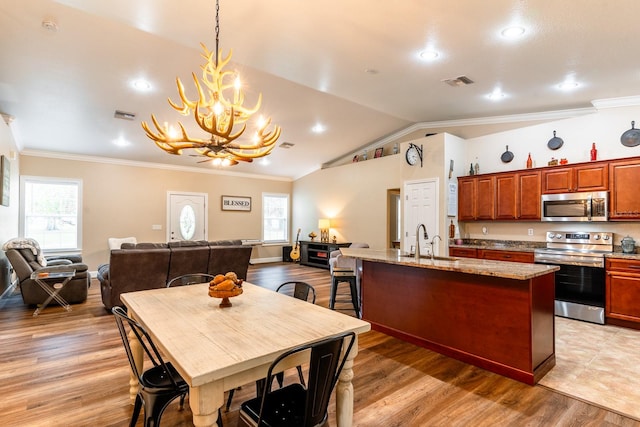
<box><xmin>528</xmin><ymin>228</ymin><xmax>534</xmax><ymax>236</ymax></box>
<box><xmin>152</xmin><ymin>224</ymin><xmax>162</xmax><ymax>230</ymax></box>
<box><xmin>482</xmin><ymin>226</ymin><xmax>488</xmax><ymax>235</ymax></box>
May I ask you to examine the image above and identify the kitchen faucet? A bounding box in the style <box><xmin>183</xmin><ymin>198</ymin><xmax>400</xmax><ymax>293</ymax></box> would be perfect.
<box><xmin>430</xmin><ymin>235</ymin><xmax>442</xmax><ymax>260</ymax></box>
<box><xmin>415</xmin><ymin>223</ymin><xmax>429</xmax><ymax>261</ymax></box>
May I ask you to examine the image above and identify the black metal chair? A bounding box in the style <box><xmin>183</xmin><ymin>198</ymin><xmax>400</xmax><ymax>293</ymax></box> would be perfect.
<box><xmin>275</xmin><ymin>281</ymin><xmax>316</xmax><ymax>304</ymax></box>
<box><xmin>275</xmin><ymin>281</ymin><xmax>316</xmax><ymax>386</ymax></box>
<box><xmin>237</xmin><ymin>331</ymin><xmax>356</xmax><ymax>427</ymax></box>
<box><xmin>112</xmin><ymin>306</ymin><xmax>198</xmax><ymax>427</ymax></box>
<box><xmin>167</xmin><ymin>272</ymin><xmax>215</xmax><ymax>287</ymax></box>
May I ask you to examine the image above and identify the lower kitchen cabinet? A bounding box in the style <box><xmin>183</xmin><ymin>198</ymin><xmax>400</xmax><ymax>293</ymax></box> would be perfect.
<box><xmin>449</xmin><ymin>247</ymin><xmax>478</xmax><ymax>258</ymax></box>
<box><xmin>606</xmin><ymin>258</ymin><xmax>640</xmax><ymax>327</ymax></box>
<box><xmin>449</xmin><ymin>247</ymin><xmax>533</xmax><ymax>263</ymax></box>
<box><xmin>478</xmin><ymin>249</ymin><xmax>534</xmax><ymax>263</ymax></box>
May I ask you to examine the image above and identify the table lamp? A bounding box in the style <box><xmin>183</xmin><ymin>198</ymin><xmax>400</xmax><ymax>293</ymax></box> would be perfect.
<box><xmin>318</xmin><ymin>218</ymin><xmax>331</xmax><ymax>243</ymax></box>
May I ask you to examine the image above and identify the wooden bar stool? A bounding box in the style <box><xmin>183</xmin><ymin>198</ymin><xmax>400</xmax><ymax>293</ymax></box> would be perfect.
<box><xmin>330</xmin><ymin>269</ymin><xmax>360</xmax><ymax>318</ymax></box>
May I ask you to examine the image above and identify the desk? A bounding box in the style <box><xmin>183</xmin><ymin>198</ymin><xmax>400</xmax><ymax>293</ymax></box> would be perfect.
<box><xmin>30</xmin><ymin>270</ymin><xmax>76</xmax><ymax>316</ymax></box>
<box><xmin>121</xmin><ymin>282</ymin><xmax>371</xmax><ymax>427</ymax></box>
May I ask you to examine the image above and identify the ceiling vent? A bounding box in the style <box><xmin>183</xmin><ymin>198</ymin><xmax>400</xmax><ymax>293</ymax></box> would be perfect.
<box><xmin>114</xmin><ymin>110</ymin><xmax>136</xmax><ymax>120</ymax></box>
<box><xmin>279</xmin><ymin>142</ymin><xmax>295</xmax><ymax>149</ymax></box>
<box><xmin>442</xmin><ymin>76</ymin><xmax>475</xmax><ymax>87</ymax></box>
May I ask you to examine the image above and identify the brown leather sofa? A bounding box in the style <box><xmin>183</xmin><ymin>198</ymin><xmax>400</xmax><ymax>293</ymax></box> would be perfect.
<box><xmin>98</xmin><ymin>240</ymin><xmax>252</xmax><ymax>310</ymax></box>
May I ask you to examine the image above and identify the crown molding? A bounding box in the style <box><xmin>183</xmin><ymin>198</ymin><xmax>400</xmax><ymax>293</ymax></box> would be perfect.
<box><xmin>19</xmin><ymin>150</ymin><xmax>293</xmax><ymax>182</ymax></box>
<box><xmin>591</xmin><ymin>95</ymin><xmax>640</xmax><ymax>110</ymax></box>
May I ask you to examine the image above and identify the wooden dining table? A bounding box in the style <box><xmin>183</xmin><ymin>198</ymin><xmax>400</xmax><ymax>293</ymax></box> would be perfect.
<box><xmin>120</xmin><ymin>282</ymin><xmax>371</xmax><ymax>427</ymax></box>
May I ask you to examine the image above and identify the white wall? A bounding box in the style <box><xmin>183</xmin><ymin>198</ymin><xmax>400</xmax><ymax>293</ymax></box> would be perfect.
<box><xmin>295</xmin><ymin>104</ymin><xmax>640</xmax><ymax>250</ymax></box>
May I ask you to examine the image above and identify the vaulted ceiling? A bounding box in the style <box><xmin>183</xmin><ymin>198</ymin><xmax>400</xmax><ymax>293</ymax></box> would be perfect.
<box><xmin>1</xmin><ymin>0</ymin><xmax>639</xmax><ymax>179</ymax></box>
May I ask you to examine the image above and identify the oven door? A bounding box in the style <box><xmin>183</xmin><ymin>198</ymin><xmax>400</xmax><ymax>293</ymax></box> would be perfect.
<box><xmin>535</xmin><ymin>258</ymin><xmax>606</xmax><ymax>324</ymax></box>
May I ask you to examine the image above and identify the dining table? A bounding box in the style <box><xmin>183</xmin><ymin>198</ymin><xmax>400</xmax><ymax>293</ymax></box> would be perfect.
<box><xmin>120</xmin><ymin>281</ymin><xmax>371</xmax><ymax>427</ymax></box>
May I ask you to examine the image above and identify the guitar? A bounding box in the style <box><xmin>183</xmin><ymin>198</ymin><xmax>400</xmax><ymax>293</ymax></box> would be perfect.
<box><xmin>290</xmin><ymin>228</ymin><xmax>301</xmax><ymax>261</ymax></box>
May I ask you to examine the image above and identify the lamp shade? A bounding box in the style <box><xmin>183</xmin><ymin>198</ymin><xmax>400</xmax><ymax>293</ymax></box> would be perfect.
<box><xmin>318</xmin><ymin>219</ymin><xmax>331</xmax><ymax>229</ymax></box>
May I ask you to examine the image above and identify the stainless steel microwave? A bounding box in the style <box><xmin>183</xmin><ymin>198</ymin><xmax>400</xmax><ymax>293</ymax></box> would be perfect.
<box><xmin>541</xmin><ymin>191</ymin><xmax>608</xmax><ymax>222</ymax></box>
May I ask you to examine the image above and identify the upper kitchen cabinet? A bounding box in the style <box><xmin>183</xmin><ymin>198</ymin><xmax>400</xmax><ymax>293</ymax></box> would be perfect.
<box><xmin>458</xmin><ymin>176</ymin><xmax>496</xmax><ymax>221</ymax></box>
<box><xmin>609</xmin><ymin>158</ymin><xmax>640</xmax><ymax>220</ymax></box>
<box><xmin>495</xmin><ymin>171</ymin><xmax>541</xmax><ymax>220</ymax></box>
<box><xmin>541</xmin><ymin>162</ymin><xmax>608</xmax><ymax>194</ymax></box>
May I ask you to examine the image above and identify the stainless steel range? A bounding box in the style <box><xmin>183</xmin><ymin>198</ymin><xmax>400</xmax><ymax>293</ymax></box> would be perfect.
<box><xmin>534</xmin><ymin>231</ymin><xmax>613</xmax><ymax>325</ymax></box>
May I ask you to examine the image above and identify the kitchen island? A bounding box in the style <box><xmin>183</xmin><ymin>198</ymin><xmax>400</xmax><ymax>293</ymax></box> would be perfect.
<box><xmin>341</xmin><ymin>248</ymin><xmax>559</xmax><ymax>385</ymax></box>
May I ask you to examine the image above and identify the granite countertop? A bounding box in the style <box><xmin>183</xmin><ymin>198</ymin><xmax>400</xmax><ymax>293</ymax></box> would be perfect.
<box><xmin>448</xmin><ymin>238</ymin><xmax>546</xmax><ymax>253</ymax></box>
<box><xmin>341</xmin><ymin>248</ymin><xmax>559</xmax><ymax>280</ymax></box>
<box><xmin>606</xmin><ymin>251</ymin><xmax>640</xmax><ymax>260</ymax></box>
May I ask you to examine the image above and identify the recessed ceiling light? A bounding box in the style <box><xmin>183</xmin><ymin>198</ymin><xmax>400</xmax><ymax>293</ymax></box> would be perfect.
<box><xmin>557</xmin><ymin>81</ymin><xmax>580</xmax><ymax>91</ymax></box>
<box><xmin>131</xmin><ymin>79</ymin><xmax>152</xmax><ymax>91</ymax></box>
<box><xmin>418</xmin><ymin>50</ymin><xmax>439</xmax><ymax>61</ymax></box>
<box><xmin>112</xmin><ymin>137</ymin><xmax>130</xmax><ymax>147</ymax></box>
<box><xmin>311</xmin><ymin>123</ymin><xmax>326</xmax><ymax>134</ymax></box>
<box><xmin>501</xmin><ymin>26</ymin><xmax>525</xmax><ymax>39</ymax></box>
<box><xmin>487</xmin><ymin>89</ymin><xmax>507</xmax><ymax>101</ymax></box>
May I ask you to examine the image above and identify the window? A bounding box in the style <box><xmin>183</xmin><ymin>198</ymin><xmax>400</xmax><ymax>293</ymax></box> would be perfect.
<box><xmin>20</xmin><ymin>176</ymin><xmax>82</xmax><ymax>252</ymax></box>
<box><xmin>262</xmin><ymin>193</ymin><xmax>289</xmax><ymax>243</ymax></box>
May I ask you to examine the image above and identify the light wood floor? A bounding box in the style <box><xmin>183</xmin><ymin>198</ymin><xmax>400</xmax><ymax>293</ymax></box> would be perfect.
<box><xmin>1</xmin><ymin>262</ymin><xmax>638</xmax><ymax>427</ymax></box>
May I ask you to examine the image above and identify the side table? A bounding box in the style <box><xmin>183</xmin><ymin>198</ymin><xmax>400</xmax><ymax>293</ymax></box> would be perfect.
<box><xmin>30</xmin><ymin>270</ymin><xmax>76</xmax><ymax>316</ymax></box>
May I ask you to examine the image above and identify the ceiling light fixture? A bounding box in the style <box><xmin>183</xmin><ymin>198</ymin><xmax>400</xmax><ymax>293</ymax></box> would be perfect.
<box><xmin>487</xmin><ymin>89</ymin><xmax>507</xmax><ymax>100</ymax></box>
<box><xmin>141</xmin><ymin>0</ymin><xmax>281</xmax><ymax>166</ymax></box>
<box><xmin>132</xmin><ymin>79</ymin><xmax>152</xmax><ymax>91</ymax></box>
<box><xmin>311</xmin><ymin>123</ymin><xmax>326</xmax><ymax>134</ymax></box>
<box><xmin>501</xmin><ymin>26</ymin><xmax>526</xmax><ymax>39</ymax></box>
<box><xmin>557</xmin><ymin>81</ymin><xmax>580</xmax><ymax>91</ymax></box>
<box><xmin>418</xmin><ymin>50</ymin><xmax>439</xmax><ymax>60</ymax></box>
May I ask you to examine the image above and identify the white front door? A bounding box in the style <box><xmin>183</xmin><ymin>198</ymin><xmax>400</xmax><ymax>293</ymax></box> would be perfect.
<box><xmin>404</xmin><ymin>179</ymin><xmax>439</xmax><ymax>255</ymax></box>
<box><xmin>168</xmin><ymin>192</ymin><xmax>208</xmax><ymax>242</ymax></box>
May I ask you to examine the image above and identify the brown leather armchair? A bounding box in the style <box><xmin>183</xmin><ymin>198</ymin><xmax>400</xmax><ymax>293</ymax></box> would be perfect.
<box><xmin>5</xmin><ymin>248</ymin><xmax>90</xmax><ymax>306</ymax></box>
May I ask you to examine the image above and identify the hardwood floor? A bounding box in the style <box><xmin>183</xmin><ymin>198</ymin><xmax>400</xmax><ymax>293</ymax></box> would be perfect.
<box><xmin>0</xmin><ymin>262</ymin><xmax>637</xmax><ymax>426</ymax></box>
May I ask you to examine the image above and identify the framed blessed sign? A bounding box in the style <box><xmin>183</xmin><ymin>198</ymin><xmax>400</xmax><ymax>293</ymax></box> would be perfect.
<box><xmin>0</xmin><ymin>155</ymin><xmax>9</xmax><ymax>207</ymax></box>
<box><xmin>221</xmin><ymin>195</ymin><xmax>251</xmax><ymax>211</ymax></box>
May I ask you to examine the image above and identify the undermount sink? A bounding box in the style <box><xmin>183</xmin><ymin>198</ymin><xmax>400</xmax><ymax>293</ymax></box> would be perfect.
<box><xmin>400</xmin><ymin>255</ymin><xmax>459</xmax><ymax>262</ymax></box>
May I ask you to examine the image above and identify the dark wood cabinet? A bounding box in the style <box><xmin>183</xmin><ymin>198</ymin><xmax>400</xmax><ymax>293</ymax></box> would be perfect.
<box><xmin>495</xmin><ymin>174</ymin><xmax>517</xmax><ymax>220</ymax></box>
<box><xmin>457</xmin><ymin>176</ymin><xmax>495</xmax><ymax>220</ymax></box>
<box><xmin>494</xmin><ymin>171</ymin><xmax>541</xmax><ymax>220</ymax></box>
<box><xmin>478</xmin><ymin>249</ymin><xmax>534</xmax><ymax>263</ymax></box>
<box><xmin>609</xmin><ymin>159</ymin><xmax>640</xmax><ymax>220</ymax></box>
<box><xmin>448</xmin><ymin>247</ymin><xmax>478</xmax><ymax>258</ymax></box>
<box><xmin>518</xmin><ymin>171</ymin><xmax>542</xmax><ymax>219</ymax></box>
<box><xmin>458</xmin><ymin>177</ymin><xmax>476</xmax><ymax>221</ymax></box>
<box><xmin>449</xmin><ymin>247</ymin><xmax>534</xmax><ymax>263</ymax></box>
<box><xmin>606</xmin><ymin>258</ymin><xmax>640</xmax><ymax>327</ymax></box>
<box><xmin>300</xmin><ymin>241</ymin><xmax>351</xmax><ymax>269</ymax></box>
<box><xmin>541</xmin><ymin>163</ymin><xmax>608</xmax><ymax>194</ymax></box>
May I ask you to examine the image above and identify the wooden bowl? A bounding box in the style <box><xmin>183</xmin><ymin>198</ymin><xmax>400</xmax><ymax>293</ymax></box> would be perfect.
<box><xmin>208</xmin><ymin>286</ymin><xmax>243</xmax><ymax>307</ymax></box>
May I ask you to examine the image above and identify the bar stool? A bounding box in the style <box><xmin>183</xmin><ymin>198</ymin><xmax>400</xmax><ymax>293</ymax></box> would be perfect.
<box><xmin>330</xmin><ymin>268</ymin><xmax>360</xmax><ymax>318</ymax></box>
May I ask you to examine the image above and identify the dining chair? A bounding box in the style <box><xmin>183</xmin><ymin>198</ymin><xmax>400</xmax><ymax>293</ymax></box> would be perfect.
<box><xmin>275</xmin><ymin>281</ymin><xmax>316</xmax><ymax>386</ymax></box>
<box><xmin>275</xmin><ymin>281</ymin><xmax>316</xmax><ymax>304</ymax></box>
<box><xmin>237</xmin><ymin>331</ymin><xmax>356</xmax><ymax>427</ymax></box>
<box><xmin>167</xmin><ymin>272</ymin><xmax>215</xmax><ymax>287</ymax></box>
<box><xmin>112</xmin><ymin>306</ymin><xmax>223</xmax><ymax>427</ymax></box>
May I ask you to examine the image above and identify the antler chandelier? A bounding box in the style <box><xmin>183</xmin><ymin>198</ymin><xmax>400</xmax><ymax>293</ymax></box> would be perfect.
<box><xmin>142</xmin><ymin>0</ymin><xmax>281</xmax><ymax>166</ymax></box>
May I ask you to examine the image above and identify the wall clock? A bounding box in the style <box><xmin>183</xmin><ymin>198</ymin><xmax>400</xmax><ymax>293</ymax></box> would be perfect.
<box><xmin>405</xmin><ymin>143</ymin><xmax>423</xmax><ymax>167</ymax></box>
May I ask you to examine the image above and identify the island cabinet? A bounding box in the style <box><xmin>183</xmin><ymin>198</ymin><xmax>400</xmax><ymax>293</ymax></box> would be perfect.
<box><xmin>495</xmin><ymin>171</ymin><xmax>541</xmax><ymax>220</ymax></box>
<box><xmin>541</xmin><ymin>162</ymin><xmax>608</xmax><ymax>194</ymax></box>
<box><xmin>360</xmin><ymin>260</ymin><xmax>556</xmax><ymax>385</ymax></box>
<box><xmin>458</xmin><ymin>176</ymin><xmax>495</xmax><ymax>220</ymax></box>
<box><xmin>606</xmin><ymin>258</ymin><xmax>640</xmax><ymax>328</ymax></box>
<box><xmin>609</xmin><ymin>159</ymin><xmax>640</xmax><ymax>220</ymax></box>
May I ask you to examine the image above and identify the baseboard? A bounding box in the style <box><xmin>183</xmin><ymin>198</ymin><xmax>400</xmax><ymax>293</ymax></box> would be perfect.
<box><xmin>250</xmin><ymin>256</ymin><xmax>282</xmax><ymax>264</ymax></box>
